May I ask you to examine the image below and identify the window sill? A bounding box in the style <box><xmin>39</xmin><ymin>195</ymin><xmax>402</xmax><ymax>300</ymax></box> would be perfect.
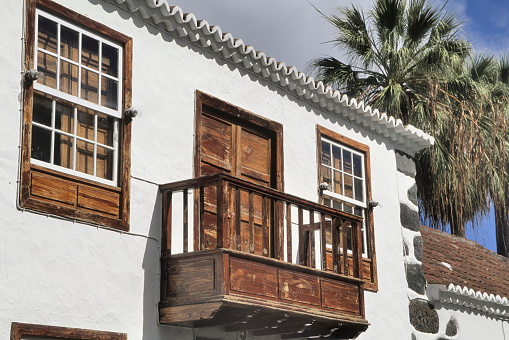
<box><xmin>20</xmin><ymin>164</ymin><xmax>128</xmax><ymax>231</ymax></box>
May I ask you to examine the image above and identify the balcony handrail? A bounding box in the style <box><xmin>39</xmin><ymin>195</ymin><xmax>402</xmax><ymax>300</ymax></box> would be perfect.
<box><xmin>160</xmin><ymin>173</ymin><xmax>364</xmax><ymax>280</ymax></box>
<box><xmin>160</xmin><ymin>173</ymin><xmax>363</xmax><ymax>224</ymax></box>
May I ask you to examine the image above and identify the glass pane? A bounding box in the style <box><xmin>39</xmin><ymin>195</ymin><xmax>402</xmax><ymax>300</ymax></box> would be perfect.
<box><xmin>101</xmin><ymin>76</ymin><xmax>118</xmax><ymax>110</ymax></box>
<box><xmin>38</xmin><ymin>16</ymin><xmax>57</xmax><ymax>53</ymax></box>
<box><xmin>333</xmin><ymin>170</ymin><xmax>342</xmax><ymax>195</ymax></box>
<box><xmin>77</xmin><ymin>108</ymin><xmax>95</xmax><ymax>141</ymax></box>
<box><xmin>332</xmin><ymin>145</ymin><xmax>341</xmax><ymax>170</ymax></box>
<box><xmin>59</xmin><ymin>60</ymin><xmax>78</xmax><ymax>96</ymax></box>
<box><xmin>76</xmin><ymin>139</ymin><xmax>94</xmax><ymax>175</ymax></box>
<box><xmin>353</xmin><ymin>154</ymin><xmax>363</xmax><ymax>178</ymax></box>
<box><xmin>97</xmin><ymin>113</ymin><xmax>114</xmax><ymax>146</ymax></box>
<box><xmin>346</xmin><ymin>223</ymin><xmax>352</xmax><ymax>250</ymax></box>
<box><xmin>344</xmin><ymin>174</ymin><xmax>353</xmax><ymax>198</ymax></box>
<box><xmin>55</xmin><ymin>100</ymin><xmax>73</xmax><ymax>134</ymax></box>
<box><xmin>343</xmin><ymin>150</ymin><xmax>352</xmax><ymax>174</ymax></box>
<box><xmin>37</xmin><ymin>51</ymin><xmax>57</xmax><ymax>89</ymax></box>
<box><xmin>96</xmin><ymin>146</ymin><xmax>113</xmax><ymax>180</ymax></box>
<box><xmin>332</xmin><ymin>198</ymin><xmax>342</xmax><ymax>211</ymax></box>
<box><xmin>354</xmin><ymin>178</ymin><xmax>364</xmax><ymax>202</ymax></box>
<box><xmin>33</xmin><ymin>94</ymin><xmax>52</xmax><ymax>127</ymax></box>
<box><xmin>81</xmin><ymin>69</ymin><xmax>99</xmax><ymax>104</ymax></box>
<box><xmin>321</xmin><ymin>165</ymin><xmax>331</xmax><ymax>186</ymax></box>
<box><xmin>343</xmin><ymin>202</ymin><xmax>353</xmax><ymax>214</ymax></box>
<box><xmin>54</xmin><ymin>132</ymin><xmax>73</xmax><ymax>169</ymax></box>
<box><xmin>81</xmin><ymin>35</ymin><xmax>99</xmax><ymax>70</ymax></box>
<box><xmin>321</xmin><ymin>140</ymin><xmax>330</xmax><ymax>166</ymax></box>
<box><xmin>31</xmin><ymin>126</ymin><xmax>51</xmax><ymax>162</ymax></box>
<box><xmin>60</xmin><ymin>26</ymin><xmax>79</xmax><ymax>62</ymax></box>
<box><xmin>354</xmin><ymin>206</ymin><xmax>363</xmax><ymax>217</ymax></box>
<box><xmin>102</xmin><ymin>44</ymin><xmax>119</xmax><ymax>77</ymax></box>
<box><xmin>323</xmin><ymin>196</ymin><xmax>331</xmax><ymax>207</ymax></box>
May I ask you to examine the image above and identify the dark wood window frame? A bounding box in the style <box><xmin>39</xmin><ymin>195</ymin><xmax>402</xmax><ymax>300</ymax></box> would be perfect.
<box><xmin>194</xmin><ymin>91</ymin><xmax>284</xmax><ymax>191</ymax></box>
<box><xmin>317</xmin><ymin>125</ymin><xmax>378</xmax><ymax>291</ymax></box>
<box><xmin>11</xmin><ymin>322</ymin><xmax>126</xmax><ymax>340</ymax></box>
<box><xmin>20</xmin><ymin>0</ymin><xmax>132</xmax><ymax>231</ymax></box>
<box><xmin>193</xmin><ymin>91</ymin><xmax>284</xmax><ymax>254</ymax></box>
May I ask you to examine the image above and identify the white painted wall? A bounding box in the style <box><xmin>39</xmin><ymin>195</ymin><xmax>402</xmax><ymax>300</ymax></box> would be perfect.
<box><xmin>0</xmin><ymin>0</ymin><xmax>413</xmax><ymax>339</ymax></box>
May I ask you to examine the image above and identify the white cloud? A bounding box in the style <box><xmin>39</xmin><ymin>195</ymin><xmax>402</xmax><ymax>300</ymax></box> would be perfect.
<box><xmin>175</xmin><ymin>0</ymin><xmax>372</xmax><ymax>74</ymax></box>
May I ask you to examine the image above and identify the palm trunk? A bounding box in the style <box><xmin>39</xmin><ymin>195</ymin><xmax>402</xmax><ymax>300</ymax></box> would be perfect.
<box><xmin>495</xmin><ymin>203</ymin><xmax>509</xmax><ymax>257</ymax></box>
<box><xmin>450</xmin><ymin>221</ymin><xmax>465</xmax><ymax>238</ymax></box>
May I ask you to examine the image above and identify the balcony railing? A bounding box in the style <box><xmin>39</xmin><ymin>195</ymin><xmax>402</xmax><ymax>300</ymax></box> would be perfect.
<box><xmin>158</xmin><ymin>173</ymin><xmax>368</xmax><ymax>337</ymax></box>
<box><xmin>159</xmin><ymin>173</ymin><xmax>364</xmax><ymax>280</ymax></box>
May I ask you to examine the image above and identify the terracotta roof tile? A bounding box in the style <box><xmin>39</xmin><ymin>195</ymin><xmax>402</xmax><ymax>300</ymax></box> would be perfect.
<box><xmin>421</xmin><ymin>226</ymin><xmax>509</xmax><ymax>298</ymax></box>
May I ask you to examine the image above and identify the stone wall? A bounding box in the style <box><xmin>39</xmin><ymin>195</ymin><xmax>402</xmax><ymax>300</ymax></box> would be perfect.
<box><xmin>396</xmin><ymin>151</ymin><xmax>458</xmax><ymax>340</ymax></box>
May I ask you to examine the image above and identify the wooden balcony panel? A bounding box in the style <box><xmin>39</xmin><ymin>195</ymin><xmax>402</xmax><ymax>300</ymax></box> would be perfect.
<box><xmin>159</xmin><ymin>250</ymin><xmax>368</xmax><ymax>338</ymax></box>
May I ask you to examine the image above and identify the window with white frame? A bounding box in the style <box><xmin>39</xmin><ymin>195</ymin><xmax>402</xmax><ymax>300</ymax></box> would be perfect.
<box><xmin>320</xmin><ymin>137</ymin><xmax>368</xmax><ymax>257</ymax></box>
<box><xmin>20</xmin><ymin>0</ymin><xmax>132</xmax><ymax>231</ymax></box>
<box><xmin>32</xmin><ymin>9</ymin><xmax>122</xmax><ymax>186</ymax></box>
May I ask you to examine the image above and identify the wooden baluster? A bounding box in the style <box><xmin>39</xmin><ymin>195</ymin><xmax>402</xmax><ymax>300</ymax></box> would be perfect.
<box><xmin>216</xmin><ymin>179</ymin><xmax>228</xmax><ymax>249</ymax></box>
<box><xmin>249</xmin><ymin>191</ymin><xmax>255</xmax><ymax>254</ymax></box>
<box><xmin>286</xmin><ymin>203</ymin><xmax>292</xmax><ymax>263</ymax></box>
<box><xmin>161</xmin><ymin>190</ymin><xmax>172</xmax><ymax>256</ymax></box>
<box><xmin>198</xmin><ymin>185</ymin><xmax>204</xmax><ymax>251</ymax></box>
<box><xmin>332</xmin><ymin>217</ymin><xmax>339</xmax><ymax>274</ymax></box>
<box><xmin>274</xmin><ymin>199</ymin><xmax>283</xmax><ymax>260</ymax></box>
<box><xmin>320</xmin><ymin>213</ymin><xmax>327</xmax><ymax>271</ymax></box>
<box><xmin>353</xmin><ymin>221</ymin><xmax>363</xmax><ymax>280</ymax></box>
<box><xmin>298</xmin><ymin>207</ymin><xmax>306</xmax><ymax>266</ymax></box>
<box><xmin>234</xmin><ymin>186</ymin><xmax>242</xmax><ymax>251</ymax></box>
<box><xmin>342</xmin><ymin>219</ymin><xmax>349</xmax><ymax>276</ymax></box>
<box><xmin>262</xmin><ymin>195</ymin><xmax>269</xmax><ymax>257</ymax></box>
<box><xmin>183</xmin><ymin>188</ymin><xmax>188</xmax><ymax>253</ymax></box>
<box><xmin>309</xmin><ymin>210</ymin><xmax>315</xmax><ymax>268</ymax></box>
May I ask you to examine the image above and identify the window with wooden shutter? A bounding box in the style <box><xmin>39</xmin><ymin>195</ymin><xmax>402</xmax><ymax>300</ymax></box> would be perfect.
<box><xmin>20</xmin><ymin>0</ymin><xmax>132</xmax><ymax>230</ymax></box>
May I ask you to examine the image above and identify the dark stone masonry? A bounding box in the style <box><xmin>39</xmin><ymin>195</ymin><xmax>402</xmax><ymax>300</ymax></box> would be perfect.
<box><xmin>445</xmin><ymin>318</ymin><xmax>458</xmax><ymax>336</ymax></box>
<box><xmin>406</xmin><ymin>264</ymin><xmax>426</xmax><ymax>295</ymax></box>
<box><xmin>396</xmin><ymin>150</ymin><xmax>417</xmax><ymax>178</ymax></box>
<box><xmin>413</xmin><ymin>236</ymin><xmax>423</xmax><ymax>262</ymax></box>
<box><xmin>408</xmin><ymin>183</ymin><xmax>418</xmax><ymax>206</ymax></box>
<box><xmin>400</xmin><ymin>203</ymin><xmax>420</xmax><ymax>232</ymax></box>
<box><xmin>409</xmin><ymin>299</ymin><xmax>439</xmax><ymax>334</ymax></box>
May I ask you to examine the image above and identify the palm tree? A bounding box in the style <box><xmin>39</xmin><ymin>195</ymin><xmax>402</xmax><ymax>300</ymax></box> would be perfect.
<box><xmin>310</xmin><ymin>0</ymin><xmax>509</xmax><ymax>244</ymax></box>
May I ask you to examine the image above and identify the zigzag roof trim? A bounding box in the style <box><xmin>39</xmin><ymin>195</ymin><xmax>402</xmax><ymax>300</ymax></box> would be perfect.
<box><xmin>112</xmin><ymin>0</ymin><xmax>434</xmax><ymax>155</ymax></box>
<box><xmin>428</xmin><ymin>284</ymin><xmax>509</xmax><ymax>319</ymax></box>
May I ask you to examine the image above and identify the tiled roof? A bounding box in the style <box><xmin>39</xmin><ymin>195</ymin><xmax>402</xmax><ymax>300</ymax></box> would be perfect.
<box><xmin>421</xmin><ymin>226</ymin><xmax>509</xmax><ymax>299</ymax></box>
<box><xmin>111</xmin><ymin>0</ymin><xmax>434</xmax><ymax>155</ymax></box>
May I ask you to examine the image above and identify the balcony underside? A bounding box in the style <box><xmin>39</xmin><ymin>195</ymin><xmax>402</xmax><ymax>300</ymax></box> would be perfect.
<box><xmin>159</xmin><ymin>249</ymin><xmax>368</xmax><ymax>339</ymax></box>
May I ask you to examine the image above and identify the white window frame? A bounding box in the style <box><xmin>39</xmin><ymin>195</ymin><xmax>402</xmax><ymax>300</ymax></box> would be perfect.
<box><xmin>32</xmin><ymin>9</ymin><xmax>123</xmax><ymax>186</ymax></box>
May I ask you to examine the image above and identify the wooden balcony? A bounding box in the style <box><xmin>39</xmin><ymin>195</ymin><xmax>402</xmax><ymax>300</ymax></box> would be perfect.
<box><xmin>159</xmin><ymin>174</ymin><xmax>369</xmax><ymax>339</ymax></box>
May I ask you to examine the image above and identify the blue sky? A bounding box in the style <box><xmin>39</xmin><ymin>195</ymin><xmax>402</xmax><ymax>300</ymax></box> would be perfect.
<box><xmin>178</xmin><ymin>0</ymin><xmax>508</xmax><ymax>252</ymax></box>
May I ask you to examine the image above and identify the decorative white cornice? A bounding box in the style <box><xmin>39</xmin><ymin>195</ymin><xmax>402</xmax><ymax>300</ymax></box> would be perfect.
<box><xmin>108</xmin><ymin>0</ymin><xmax>434</xmax><ymax>155</ymax></box>
<box><xmin>428</xmin><ymin>284</ymin><xmax>509</xmax><ymax>319</ymax></box>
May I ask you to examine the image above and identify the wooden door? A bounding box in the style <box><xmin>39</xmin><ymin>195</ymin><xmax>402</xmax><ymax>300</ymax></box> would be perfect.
<box><xmin>195</xmin><ymin>93</ymin><xmax>282</xmax><ymax>256</ymax></box>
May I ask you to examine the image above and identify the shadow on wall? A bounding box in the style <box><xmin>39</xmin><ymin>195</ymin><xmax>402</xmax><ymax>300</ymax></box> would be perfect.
<box><xmin>142</xmin><ymin>189</ymin><xmax>195</xmax><ymax>339</ymax></box>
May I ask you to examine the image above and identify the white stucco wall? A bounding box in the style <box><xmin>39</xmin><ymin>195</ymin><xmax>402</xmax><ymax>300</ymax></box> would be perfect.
<box><xmin>1</xmin><ymin>1</ymin><xmax>413</xmax><ymax>339</ymax></box>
